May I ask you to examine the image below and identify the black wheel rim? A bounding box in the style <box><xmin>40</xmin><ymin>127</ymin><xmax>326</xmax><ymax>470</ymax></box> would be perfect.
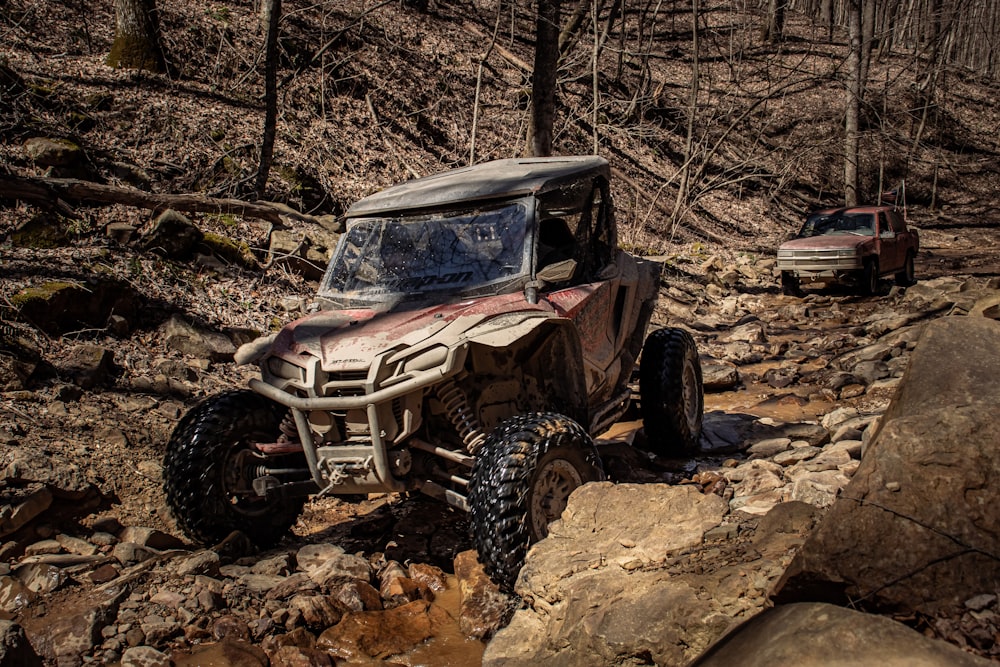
<box><xmin>682</xmin><ymin>355</ymin><xmax>701</xmax><ymax>431</ymax></box>
<box><xmin>530</xmin><ymin>457</ymin><xmax>584</xmax><ymax>540</ymax></box>
<box><xmin>220</xmin><ymin>438</ymin><xmax>273</xmax><ymax>517</ymax></box>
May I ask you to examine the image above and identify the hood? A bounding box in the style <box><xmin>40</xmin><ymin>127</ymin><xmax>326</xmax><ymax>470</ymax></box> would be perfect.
<box><xmin>270</xmin><ymin>293</ymin><xmax>551</xmax><ymax>372</ymax></box>
<box><xmin>780</xmin><ymin>235</ymin><xmax>872</xmax><ymax>251</ymax></box>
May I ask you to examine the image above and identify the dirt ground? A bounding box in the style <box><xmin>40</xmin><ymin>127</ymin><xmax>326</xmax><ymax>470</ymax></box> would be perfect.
<box><xmin>2</xmin><ymin>0</ymin><xmax>999</xmax><ymax>661</ymax></box>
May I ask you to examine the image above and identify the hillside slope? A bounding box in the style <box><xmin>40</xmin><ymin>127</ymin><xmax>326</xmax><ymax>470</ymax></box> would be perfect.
<box><xmin>2</xmin><ymin>0</ymin><xmax>998</xmax><ymax>255</ymax></box>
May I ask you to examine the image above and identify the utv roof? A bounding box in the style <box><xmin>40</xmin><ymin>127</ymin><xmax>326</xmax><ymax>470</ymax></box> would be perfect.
<box><xmin>345</xmin><ymin>155</ymin><xmax>610</xmax><ymax>218</ymax></box>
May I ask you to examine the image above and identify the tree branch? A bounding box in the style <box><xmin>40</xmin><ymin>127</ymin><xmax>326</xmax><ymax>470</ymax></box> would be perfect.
<box><xmin>0</xmin><ymin>173</ymin><xmax>328</xmax><ymax>226</ymax></box>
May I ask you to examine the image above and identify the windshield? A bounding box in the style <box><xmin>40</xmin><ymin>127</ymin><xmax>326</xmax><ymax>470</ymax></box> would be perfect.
<box><xmin>318</xmin><ymin>201</ymin><xmax>529</xmax><ymax>307</ymax></box>
<box><xmin>798</xmin><ymin>212</ymin><xmax>875</xmax><ymax>238</ymax></box>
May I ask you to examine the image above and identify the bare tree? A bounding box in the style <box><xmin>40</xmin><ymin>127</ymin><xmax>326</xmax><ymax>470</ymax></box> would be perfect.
<box><xmin>859</xmin><ymin>0</ymin><xmax>876</xmax><ymax>89</ymax></box>
<box><xmin>844</xmin><ymin>0</ymin><xmax>862</xmax><ymax>205</ymax></box>
<box><xmin>763</xmin><ymin>0</ymin><xmax>788</xmax><ymax>44</ymax></box>
<box><xmin>255</xmin><ymin>0</ymin><xmax>281</xmax><ymax>199</ymax></box>
<box><xmin>107</xmin><ymin>0</ymin><xmax>166</xmax><ymax>72</ymax></box>
<box><xmin>667</xmin><ymin>0</ymin><xmax>701</xmax><ymax>234</ymax></box>
<box><xmin>527</xmin><ymin>0</ymin><xmax>562</xmax><ymax>157</ymax></box>
<box><xmin>820</xmin><ymin>0</ymin><xmax>835</xmax><ymax>41</ymax></box>
<box><xmin>559</xmin><ymin>0</ymin><xmax>592</xmax><ymax>53</ymax></box>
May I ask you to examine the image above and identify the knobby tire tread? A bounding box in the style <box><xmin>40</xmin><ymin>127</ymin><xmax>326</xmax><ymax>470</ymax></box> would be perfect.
<box><xmin>639</xmin><ymin>327</ymin><xmax>704</xmax><ymax>458</ymax></box>
<box><xmin>163</xmin><ymin>390</ymin><xmax>305</xmax><ymax>547</ymax></box>
<box><xmin>467</xmin><ymin>412</ymin><xmax>603</xmax><ymax>592</ymax></box>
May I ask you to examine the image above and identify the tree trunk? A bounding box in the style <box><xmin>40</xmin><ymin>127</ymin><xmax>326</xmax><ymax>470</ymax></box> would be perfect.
<box><xmin>764</xmin><ymin>0</ymin><xmax>786</xmax><ymax>44</ymax></box>
<box><xmin>255</xmin><ymin>0</ymin><xmax>281</xmax><ymax>199</ymax></box>
<box><xmin>820</xmin><ymin>0</ymin><xmax>834</xmax><ymax>42</ymax></box>
<box><xmin>559</xmin><ymin>0</ymin><xmax>592</xmax><ymax>53</ymax></box>
<box><xmin>844</xmin><ymin>0</ymin><xmax>862</xmax><ymax>206</ymax></box>
<box><xmin>860</xmin><ymin>0</ymin><xmax>877</xmax><ymax>90</ymax></box>
<box><xmin>527</xmin><ymin>0</ymin><xmax>562</xmax><ymax>157</ymax></box>
<box><xmin>107</xmin><ymin>0</ymin><xmax>166</xmax><ymax>72</ymax></box>
<box><xmin>671</xmin><ymin>0</ymin><xmax>699</xmax><ymax>233</ymax></box>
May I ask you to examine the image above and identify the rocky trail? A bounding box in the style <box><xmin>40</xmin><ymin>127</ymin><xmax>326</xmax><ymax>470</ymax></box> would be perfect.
<box><xmin>1</xmin><ymin>222</ymin><xmax>999</xmax><ymax>666</ymax></box>
<box><xmin>3</xmin><ymin>0</ymin><xmax>1000</xmax><ymax>662</ymax></box>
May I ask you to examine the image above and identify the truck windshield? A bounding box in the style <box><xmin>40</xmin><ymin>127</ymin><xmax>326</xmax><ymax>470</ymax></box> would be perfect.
<box><xmin>799</xmin><ymin>213</ymin><xmax>875</xmax><ymax>237</ymax></box>
<box><xmin>318</xmin><ymin>201</ymin><xmax>528</xmax><ymax>306</ymax></box>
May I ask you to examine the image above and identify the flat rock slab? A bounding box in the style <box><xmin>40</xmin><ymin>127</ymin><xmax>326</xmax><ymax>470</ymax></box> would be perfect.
<box><xmin>692</xmin><ymin>602</ymin><xmax>995</xmax><ymax>667</ymax></box>
<box><xmin>486</xmin><ymin>484</ymin><xmax>745</xmax><ymax>666</ymax></box>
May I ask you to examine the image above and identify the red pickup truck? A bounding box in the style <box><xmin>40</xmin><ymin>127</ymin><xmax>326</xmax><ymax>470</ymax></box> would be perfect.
<box><xmin>776</xmin><ymin>205</ymin><xmax>919</xmax><ymax>295</ymax></box>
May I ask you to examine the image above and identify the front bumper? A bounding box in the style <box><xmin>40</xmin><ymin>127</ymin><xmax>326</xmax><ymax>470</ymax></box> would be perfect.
<box><xmin>249</xmin><ymin>344</ymin><xmax>469</xmax><ymax>495</ymax></box>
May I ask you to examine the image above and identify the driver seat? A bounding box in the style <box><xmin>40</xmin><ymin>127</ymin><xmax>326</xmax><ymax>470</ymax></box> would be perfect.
<box><xmin>538</xmin><ymin>217</ymin><xmax>576</xmax><ymax>269</ymax></box>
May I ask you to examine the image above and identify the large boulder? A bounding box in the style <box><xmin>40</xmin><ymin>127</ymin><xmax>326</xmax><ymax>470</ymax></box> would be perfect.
<box><xmin>11</xmin><ymin>278</ymin><xmax>139</xmax><ymax>337</ymax></box>
<box><xmin>0</xmin><ymin>331</ymin><xmax>54</xmax><ymax>390</ymax></box>
<box><xmin>138</xmin><ymin>210</ymin><xmax>203</xmax><ymax>259</ymax></box>
<box><xmin>23</xmin><ymin>138</ymin><xmax>83</xmax><ymax>168</ymax></box>
<box><xmin>484</xmin><ymin>483</ymin><xmax>783</xmax><ymax>666</ymax></box>
<box><xmin>0</xmin><ymin>621</ymin><xmax>42</xmax><ymax>667</ymax></box>
<box><xmin>692</xmin><ymin>602</ymin><xmax>994</xmax><ymax>667</ymax></box>
<box><xmin>266</xmin><ymin>229</ymin><xmax>339</xmax><ymax>281</ymax></box>
<box><xmin>21</xmin><ymin>588</ymin><xmax>128</xmax><ymax>666</ymax></box>
<box><xmin>162</xmin><ymin>315</ymin><xmax>237</xmax><ymax>363</ymax></box>
<box><xmin>773</xmin><ymin>317</ymin><xmax>1000</xmax><ymax>616</ymax></box>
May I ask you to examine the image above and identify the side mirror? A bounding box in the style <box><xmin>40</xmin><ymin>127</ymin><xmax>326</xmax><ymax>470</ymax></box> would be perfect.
<box><xmin>596</xmin><ymin>263</ymin><xmax>619</xmax><ymax>280</ymax></box>
<box><xmin>880</xmin><ymin>230</ymin><xmax>896</xmax><ymax>239</ymax></box>
<box><xmin>536</xmin><ymin>259</ymin><xmax>577</xmax><ymax>284</ymax></box>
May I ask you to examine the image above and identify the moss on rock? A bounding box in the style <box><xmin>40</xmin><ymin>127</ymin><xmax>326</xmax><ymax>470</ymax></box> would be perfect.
<box><xmin>10</xmin><ymin>215</ymin><xmax>70</xmax><ymax>249</ymax></box>
<box><xmin>199</xmin><ymin>232</ymin><xmax>258</xmax><ymax>269</ymax></box>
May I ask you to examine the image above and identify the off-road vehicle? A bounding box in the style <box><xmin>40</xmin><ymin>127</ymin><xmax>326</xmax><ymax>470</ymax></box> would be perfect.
<box><xmin>777</xmin><ymin>205</ymin><xmax>919</xmax><ymax>296</ymax></box>
<box><xmin>163</xmin><ymin>156</ymin><xmax>704</xmax><ymax>590</ymax></box>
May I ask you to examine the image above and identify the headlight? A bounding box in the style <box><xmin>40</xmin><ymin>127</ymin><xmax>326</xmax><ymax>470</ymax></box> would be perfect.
<box><xmin>267</xmin><ymin>357</ymin><xmax>306</xmax><ymax>382</ymax></box>
<box><xmin>402</xmin><ymin>346</ymin><xmax>449</xmax><ymax>373</ymax></box>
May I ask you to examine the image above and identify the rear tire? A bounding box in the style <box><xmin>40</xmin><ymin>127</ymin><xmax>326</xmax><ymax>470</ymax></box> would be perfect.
<box><xmin>639</xmin><ymin>328</ymin><xmax>704</xmax><ymax>457</ymax></box>
<box><xmin>467</xmin><ymin>413</ymin><xmax>604</xmax><ymax>591</ymax></box>
<box><xmin>895</xmin><ymin>252</ymin><xmax>916</xmax><ymax>286</ymax></box>
<box><xmin>163</xmin><ymin>390</ymin><xmax>307</xmax><ymax>547</ymax></box>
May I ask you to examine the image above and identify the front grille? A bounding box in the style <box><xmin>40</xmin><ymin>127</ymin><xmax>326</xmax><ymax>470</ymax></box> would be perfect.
<box><xmin>328</xmin><ymin>370</ymin><xmax>369</xmax><ymax>382</ymax></box>
<box><xmin>777</xmin><ymin>249</ymin><xmax>860</xmax><ymax>271</ymax></box>
<box><xmin>321</xmin><ymin>368</ymin><xmax>369</xmax><ymax>398</ymax></box>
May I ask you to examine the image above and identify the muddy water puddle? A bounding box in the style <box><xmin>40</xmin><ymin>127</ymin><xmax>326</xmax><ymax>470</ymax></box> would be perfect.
<box><xmin>171</xmin><ymin>575</ymin><xmax>485</xmax><ymax>666</ymax></box>
<box><xmin>705</xmin><ymin>381</ymin><xmax>833</xmax><ymax>423</ymax></box>
<box><xmin>395</xmin><ymin>581</ymin><xmax>486</xmax><ymax>667</ymax></box>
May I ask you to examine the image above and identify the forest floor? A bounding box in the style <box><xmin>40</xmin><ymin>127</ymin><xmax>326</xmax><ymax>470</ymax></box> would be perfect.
<box><xmin>2</xmin><ymin>0</ymin><xmax>1000</xmax><ymax>663</ymax></box>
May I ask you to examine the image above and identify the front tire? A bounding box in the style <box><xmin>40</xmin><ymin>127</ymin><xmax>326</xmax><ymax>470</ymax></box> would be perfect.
<box><xmin>781</xmin><ymin>271</ymin><xmax>801</xmax><ymax>296</ymax></box>
<box><xmin>862</xmin><ymin>258</ymin><xmax>880</xmax><ymax>295</ymax></box>
<box><xmin>467</xmin><ymin>413</ymin><xmax>604</xmax><ymax>591</ymax></box>
<box><xmin>163</xmin><ymin>390</ymin><xmax>307</xmax><ymax>547</ymax></box>
<box><xmin>639</xmin><ymin>327</ymin><xmax>704</xmax><ymax>457</ymax></box>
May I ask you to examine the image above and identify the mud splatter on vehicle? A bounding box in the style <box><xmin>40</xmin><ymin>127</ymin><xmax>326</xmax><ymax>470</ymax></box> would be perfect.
<box><xmin>163</xmin><ymin>156</ymin><xmax>704</xmax><ymax>590</ymax></box>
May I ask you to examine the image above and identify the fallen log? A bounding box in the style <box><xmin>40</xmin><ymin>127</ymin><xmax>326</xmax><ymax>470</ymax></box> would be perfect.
<box><xmin>0</xmin><ymin>172</ymin><xmax>326</xmax><ymax>226</ymax></box>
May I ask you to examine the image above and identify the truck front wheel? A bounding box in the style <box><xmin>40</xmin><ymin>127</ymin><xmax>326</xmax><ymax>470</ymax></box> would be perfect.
<box><xmin>163</xmin><ymin>390</ymin><xmax>307</xmax><ymax>547</ymax></box>
<box><xmin>639</xmin><ymin>327</ymin><xmax>704</xmax><ymax>458</ymax></box>
<box><xmin>863</xmin><ymin>258</ymin><xmax>880</xmax><ymax>295</ymax></box>
<box><xmin>467</xmin><ymin>413</ymin><xmax>604</xmax><ymax>591</ymax></box>
<box><xmin>781</xmin><ymin>271</ymin><xmax>801</xmax><ymax>296</ymax></box>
